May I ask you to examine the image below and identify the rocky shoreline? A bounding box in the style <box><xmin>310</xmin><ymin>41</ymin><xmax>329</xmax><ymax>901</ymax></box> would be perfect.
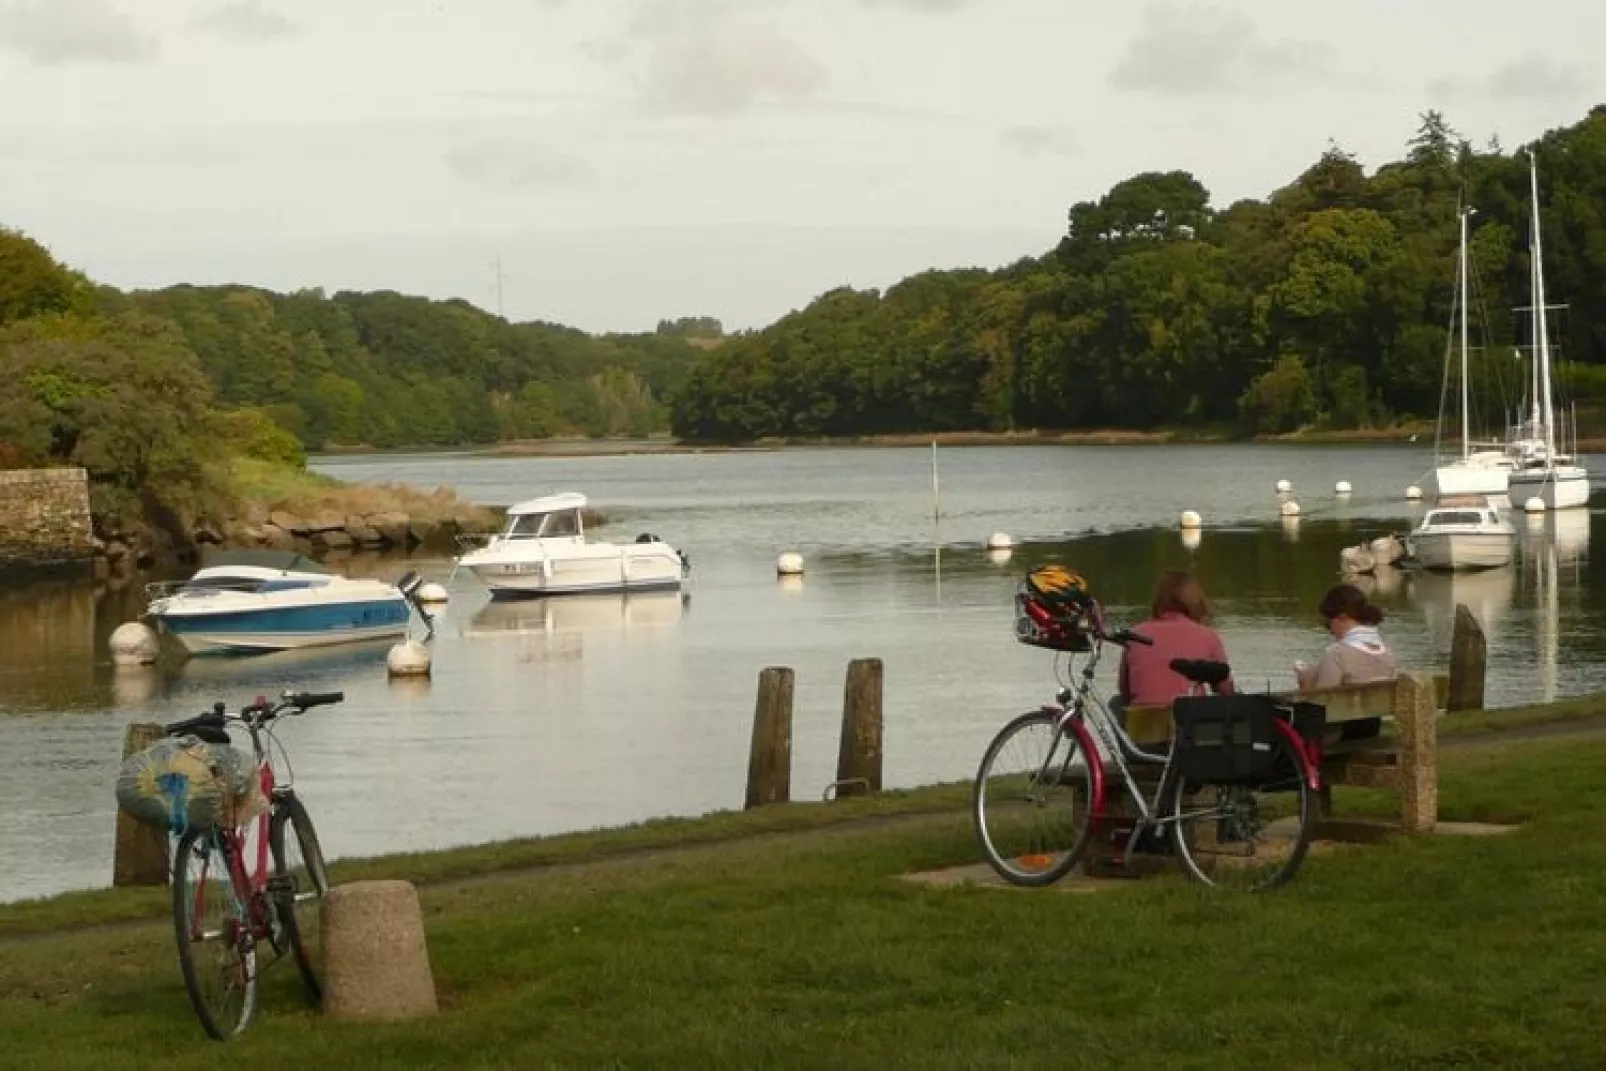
<box><xmin>91</xmin><ymin>505</ymin><xmax>500</xmax><ymax>580</ymax></box>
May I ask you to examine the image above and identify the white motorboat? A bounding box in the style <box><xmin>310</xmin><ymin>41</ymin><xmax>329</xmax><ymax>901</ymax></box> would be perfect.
<box><xmin>1407</xmin><ymin>496</ymin><xmax>1517</xmax><ymax>572</ymax></box>
<box><xmin>1427</xmin><ymin>205</ymin><xmax>1516</xmax><ymax>500</ymax></box>
<box><xmin>1506</xmin><ymin>158</ymin><xmax>1590</xmax><ymax>510</ymax></box>
<box><xmin>145</xmin><ymin>550</ymin><xmax>421</xmax><ymax>654</ymax></box>
<box><xmin>454</xmin><ymin>492</ymin><xmax>689</xmax><ymax>598</ymax></box>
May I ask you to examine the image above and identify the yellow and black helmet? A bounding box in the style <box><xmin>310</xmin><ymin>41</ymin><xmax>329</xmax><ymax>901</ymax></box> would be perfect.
<box><xmin>1015</xmin><ymin>564</ymin><xmax>1096</xmax><ymax>652</ymax></box>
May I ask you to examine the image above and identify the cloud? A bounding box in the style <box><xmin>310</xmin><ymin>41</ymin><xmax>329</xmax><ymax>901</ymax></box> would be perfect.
<box><xmin>1430</xmin><ymin>56</ymin><xmax>1589</xmax><ymax>103</ymax></box>
<box><xmin>1109</xmin><ymin>3</ymin><xmax>1330</xmax><ymax>94</ymax></box>
<box><xmin>445</xmin><ymin>139</ymin><xmax>592</xmax><ymax>191</ymax></box>
<box><xmin>191</xmin><ymin>1</ymin><xmax>300</xmax><ymax>43</ymax></box>
<box><xmin>592</xmin><ymin>1</ymin><xmax>828</xmax><ymax>116</ymax></box>
<box><xmin>0</xmin><ymin>0</ymin><xmax>156</xmax><ymax>65</ymax></box>
<box><xmin>1000</xmin><ymin>124</ymin><xmax>1078</xmax><ymax>158</ymax></box>
<box><xmin>860</xmin><ymin>0</ymin><xmax>970</xmax><ymax>11</ymax></box>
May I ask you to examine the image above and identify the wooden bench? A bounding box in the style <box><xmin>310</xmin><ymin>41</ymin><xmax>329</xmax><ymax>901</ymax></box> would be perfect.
<box><xmin>1085</xmin><ymin>671</ymin><xmax>1443</xmax><ymax>875</ymax></box>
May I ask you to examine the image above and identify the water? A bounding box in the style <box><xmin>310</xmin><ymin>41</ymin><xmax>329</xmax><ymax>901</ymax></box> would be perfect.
<box><xmin>2</xmin><ymin>443</ymin><xmax>1601</xmax><ymax>902</ymax></box>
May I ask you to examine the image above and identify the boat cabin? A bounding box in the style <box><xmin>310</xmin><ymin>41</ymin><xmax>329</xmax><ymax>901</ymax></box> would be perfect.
<box><xmin>499</xmin><ymin>492</ymin><xmax>588</xmax><ymax>542</ymax></box>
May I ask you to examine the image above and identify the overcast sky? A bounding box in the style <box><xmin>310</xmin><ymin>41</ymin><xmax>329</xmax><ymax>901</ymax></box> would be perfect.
<box><xmin>1</xmin><ymin>0</ymin><xmax>1602</xmax><ymax>333</ymax></box>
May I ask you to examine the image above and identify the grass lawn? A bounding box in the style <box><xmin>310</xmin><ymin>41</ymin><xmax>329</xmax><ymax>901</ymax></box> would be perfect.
<box><xmin>4</xmin><ymin>730</ymin><xmax>1606</xmax><ymax>1068</ymax></box>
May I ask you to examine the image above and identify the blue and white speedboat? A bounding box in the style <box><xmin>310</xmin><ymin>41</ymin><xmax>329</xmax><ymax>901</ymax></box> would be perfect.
<box><xmin>145</xmin><ymin>550</ymin><xmax>421</xmax><ymax>654</ymax></box>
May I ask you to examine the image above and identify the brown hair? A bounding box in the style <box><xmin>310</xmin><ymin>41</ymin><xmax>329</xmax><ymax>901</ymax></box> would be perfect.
<box><xmin>1318</xmin><ymin>583</ymin><xmax>1384</xmax><ymax>626</ymax></box>
<box><xmin>1151</xmin><ymin>570</ymin><xmax>1212</xmax><ymax>623</ymax></box>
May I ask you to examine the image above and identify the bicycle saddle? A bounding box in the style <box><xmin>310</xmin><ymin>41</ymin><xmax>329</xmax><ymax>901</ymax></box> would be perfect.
<box><xmin>1170</xmin><ymin>658</ymin><xmax>1231</xmax><ymax>687</ymax></box>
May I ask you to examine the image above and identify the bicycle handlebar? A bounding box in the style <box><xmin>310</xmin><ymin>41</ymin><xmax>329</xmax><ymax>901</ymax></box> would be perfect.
<box><xmin>164</xmin><ymin>690</ymin><xmax>345</xmax><ymax>737</ymax></box>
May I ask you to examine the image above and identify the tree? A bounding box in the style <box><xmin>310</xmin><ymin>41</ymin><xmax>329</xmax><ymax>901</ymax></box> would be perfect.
<box><xmin>0</xmin><ymin>229</ymin><xmax>89</xmax><ymax>329</ymax></box>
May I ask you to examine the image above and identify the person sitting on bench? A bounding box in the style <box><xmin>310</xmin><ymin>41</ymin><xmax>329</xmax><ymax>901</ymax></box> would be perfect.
<box><xmin>1116</xmin><ymin>570</ymin><xmax>1236</xmax><ymax>723</ymax></box>
<box><xmin>1297</xmin><ymin>583</ymin><xmax>1397</xmax><ymax>691</ymax></box>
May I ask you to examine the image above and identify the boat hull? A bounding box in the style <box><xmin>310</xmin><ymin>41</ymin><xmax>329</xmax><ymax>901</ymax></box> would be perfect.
<box><xmin>1507</xmin><ymin>467</ymin><xmax>1591</xmax><ymax>511</ymax></box>
<box><xmin>461</xmin><ymin>542</ymin><xmax>686</xmax><ymax>598</ymax></box>
<box><xmin>1428</xmin><ymin>458</ymin><xmax>1511</xmax><ymax>498</ymax></box>
<box><xmin>152</xmin><ymin>596</ymin><xmax>412</xmax><ymax>654</ymax></box>
<box><xmin>1410</xmin><ymin>531</ymin><xmax>1516</xmax><ymax>572</ymax></box>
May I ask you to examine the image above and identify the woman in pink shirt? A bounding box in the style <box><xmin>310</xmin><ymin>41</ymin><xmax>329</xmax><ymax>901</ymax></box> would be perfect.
<box><xmin>1117</xmin><ymin>570</ymin><xmax>1236</xmax><ymax>715</ymax></box>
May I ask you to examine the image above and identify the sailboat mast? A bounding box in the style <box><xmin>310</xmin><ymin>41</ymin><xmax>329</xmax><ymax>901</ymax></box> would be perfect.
<box><xmin>1458</xmin><ymin>206</ymin><xmax>1472</xmax><ymax>461</ymax></box>
<box><xmin>1530</xmin><ymin>158</ymin><xmax>1557</xmax><ymax>463</ymax></box>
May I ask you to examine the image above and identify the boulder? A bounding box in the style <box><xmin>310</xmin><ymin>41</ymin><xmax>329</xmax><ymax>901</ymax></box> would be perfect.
<box><xmin>307</xmin><ymin>510</ymin><xmax>347</xmax><ymax>534</ymax></box>
<box><xmin>408</xmin><ymin>518</ymin><xmax>440</xmax><ymax>548</ymax></box>
<box><xmin>368</xmin><ymin>512</ymin><xmax>414</xmax><ymax>548</ymax></box>
<box><xmin>269</xmin><ymin>510</ymin><xmax>308</xmax><ymax>535</ymax></box>
<box><xmin>259</xmin><ymin>523</ymin><xmax>296</xmax><ymax>549</ymax></box>
<box><xmin>313</xmin><ymin>528</ymin><xmax>354</xmax><ymax>550</ymax></box>
<box><xmin>349</xmin><ymin>525</ymin><xmax>385</xmax><ymax>548</ymax></box>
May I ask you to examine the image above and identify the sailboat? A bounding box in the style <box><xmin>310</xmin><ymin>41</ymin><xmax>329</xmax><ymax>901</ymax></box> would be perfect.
<box><xmin>1508</xmin><ymin>157</ymin><xmax>1591</xmax><ymax>510</ymax></box>
<box><xmin>1427</xmin><ymin>204</ymin><xmax>1515</xmax><ymax>499</ymax></box>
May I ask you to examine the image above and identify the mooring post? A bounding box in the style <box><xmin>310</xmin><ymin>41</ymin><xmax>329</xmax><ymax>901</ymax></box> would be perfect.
<box><xmin>1395</xmin><ymin>672</ymin><xmax>1439</xmax><ymax>834</ymax></box>
<box><xmin>833</xmin><ymin>658</ymin><xmax>883</xmax><ymax>799</ymax></box>
<box><xmin>745</xmin><ymin>667</ymin><xmax>794</xmax><ymax>809</ymax></box>
<box><xmin>1446</xmin><ymin>602</ymin><xmax>1487</xmax><ymax>713</ymax></box>
<box><xmin>113</xmin><ymin>723</ymin><xmax>170</xmax><ymax>887</ymax></box>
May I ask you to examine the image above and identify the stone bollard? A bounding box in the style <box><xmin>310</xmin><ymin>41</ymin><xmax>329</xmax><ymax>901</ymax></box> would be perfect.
<box><xmin>320</xmin><ymin>880</ymin><xmax>439</xmax><ymax>1022</ymax></box>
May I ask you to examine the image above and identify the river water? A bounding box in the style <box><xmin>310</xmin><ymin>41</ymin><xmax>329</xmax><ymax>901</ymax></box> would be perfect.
<box><xmin>2</xmin><ymin>443</ymin><xmax>1601</xmax><ymax>902</ymax></box>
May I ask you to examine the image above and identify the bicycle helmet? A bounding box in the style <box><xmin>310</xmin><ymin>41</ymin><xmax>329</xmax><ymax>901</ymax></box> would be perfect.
<box><xmin>1014</xmin><ymin>564</ymin><xmax>1096</xmax><ymax>652</ymax></box>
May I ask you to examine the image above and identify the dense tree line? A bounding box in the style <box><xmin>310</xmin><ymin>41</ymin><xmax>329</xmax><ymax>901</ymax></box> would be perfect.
<box><xmin>670</xmin><ymin>107</ymin><xmax>1606</xmax><ymax>441</ymax></box>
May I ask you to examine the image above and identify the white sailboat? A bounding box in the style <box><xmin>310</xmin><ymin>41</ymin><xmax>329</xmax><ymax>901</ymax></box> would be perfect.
<box><xmin>1508</xmin><ymin>158</ymin><xmax>1591</xmax><ymax>510</ymax></box>
<box><xmin>1427</xmin><ymin>205</ymin><xmax>1516</xmax><ymax>499</ymax></box>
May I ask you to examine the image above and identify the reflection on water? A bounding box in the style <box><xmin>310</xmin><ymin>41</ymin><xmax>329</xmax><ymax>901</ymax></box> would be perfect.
<box><xmin>2</xmin><ymin>444</ymin><xmax>1602</xmax><ymax>902</ymax></box>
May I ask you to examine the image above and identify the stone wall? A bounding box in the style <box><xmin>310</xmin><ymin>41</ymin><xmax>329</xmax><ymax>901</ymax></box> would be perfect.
<box><xmin>0</xmin><ymin>468</ymin><xmax>95</xmax><ymax>567</ymax></box>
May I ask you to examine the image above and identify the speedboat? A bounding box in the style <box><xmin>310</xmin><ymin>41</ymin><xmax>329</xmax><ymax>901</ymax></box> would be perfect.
<box><xmin>453</xmin><ymin>492</ymin><xmax>689</xmax><ymax>598</ymax></box>
<box><xmin>145</xmin><ymin>549</ymin><xmax>422</xmax><ymax>654</ymax></box>
<box><xmin>1407</xmin><ymin>496</ymin><xmax>1516</xmax><ymax>572</ymax></box>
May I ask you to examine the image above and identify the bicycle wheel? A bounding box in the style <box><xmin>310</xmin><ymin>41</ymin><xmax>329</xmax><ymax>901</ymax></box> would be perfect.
<box><xmin>973</xmin><ymin>710</ymin><xmax>1096</xmax><ymax>886</ymax></box>
<box><xmin>173</xmin><ymin>828</ymin><xmax>259</xmax><ymax>1040</ymax></box>
<box><xmin>270</xmin><ymin>793</ymin><xmax>330</xmax><ymax>1005</ymax></box>
<box><xmin>1167</xmin><ymin>729</ymin><xmax>1314</xmax><ymax>892</ymax></box>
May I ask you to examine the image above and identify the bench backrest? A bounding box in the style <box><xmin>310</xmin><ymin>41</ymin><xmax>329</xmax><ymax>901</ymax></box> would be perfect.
<box><xmin>1122</xmin><ymin>674</ymin><xmax>1444</xmax><ymax>747</ymax></box>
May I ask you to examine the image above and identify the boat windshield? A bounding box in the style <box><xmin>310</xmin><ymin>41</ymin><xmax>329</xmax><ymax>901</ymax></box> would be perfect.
<box><xmin>1425</xmin><ymin>510</ymin><xmax>1489</xmax><ymax>526</ymax></box>
<box><xmin>504</xmin><ymin>509</ymin><xmax>582</xmax><ymax>539</ymax></box>
<box><xmin>182</xmin><ymin>573</ymin><xmax>328</xmax><ymax>594</ymax></box>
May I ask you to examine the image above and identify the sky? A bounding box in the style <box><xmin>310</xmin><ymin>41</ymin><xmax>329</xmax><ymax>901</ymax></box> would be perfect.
<box><xmin>1</xmin><ymin>0</ymin><xmax>1603</xmax><ymax>334</ymax></box>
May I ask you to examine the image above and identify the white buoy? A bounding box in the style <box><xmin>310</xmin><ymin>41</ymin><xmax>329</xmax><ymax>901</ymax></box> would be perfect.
<box><xmin>387</xmin><ymin>641</ymin><xmax>432</xmax><ymax>678</ymax></box>
<box><xmin>1180</xmin><ymin>529</ymin><xmax>1202</xmax><ymax>551</ymax></box>
<box><xmin>1405</xmin><ymin>485</ymin><xmax>1423</xmax><ymax>501</ymax></box>
<box><xmin>1179</xmin><ymin>510</ymin><xmax>1202</xmax><ymax>530</ymax></box>
<box><xmin>108</xmin><ymin>622</ymin><xmax>160</xmax><ymax>666</ymax></box>
<box><xmin>1280</xmin><ymin>500</ymin><xmax>1302</xmax><ymax>517</ymax></box>
<box><xmin>416</xmin><ymin>582</ymin><xmax>449</xmax><ymax>604</ymax></box>
<box><xmin>1275</xmin><ymin>479</ymin><xmax>1292</xmax><ymax>494</ymax></box>
<box><xmin>1369</xmin><ymin>535</ymin><xmax>1406</xmax><ymax>566</ymax></box>
<box><xmin>1335</xmin><ymin>480</ymin><xmax>1353</xmax><ymax>495</ymax></box>
<box><xmin>1525</xmin><ymin>496</ymin><xmax>1547</xmax><ymax>514</ymax></box>
<box><xmin>1339</xmin><ymin>545</ymin><xmax>1375</xmax><ymax>575</ymax></box>
<box><xmin>776</xmin><ymin>552</ymin><xmax>805</xmax><ymax>576</ymax></box>
<box><xmin>986</xmin><ymin>532</ymin><xmax>1014</xmax><ymax>550</ymax></box>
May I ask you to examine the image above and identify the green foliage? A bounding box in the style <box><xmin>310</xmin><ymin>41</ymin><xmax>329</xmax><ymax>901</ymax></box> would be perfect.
<box><xmin>215</xmin><ymin>407</ymin><xmax>308</xmax><ymax>468</ymax></box>
<box><xmin>670</xmin><ymin>105</ymin><xmax>1606</xmax><ymax>442</ymax></box>
<box><xmin>0</xmin><ymin>230</ymin><xmax>91</xmax><ymax>329</ymax></box>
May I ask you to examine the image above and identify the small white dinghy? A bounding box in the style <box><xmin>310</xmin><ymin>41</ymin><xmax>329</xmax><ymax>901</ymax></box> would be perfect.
<box><xmin>454</xmin><ymin>492</ymin><xmax>688</xmax><ymax>598</ymax></box>
<box><xmin>1407</xmin><ymin>496</ymin><xmax>1516</xmax><ymax>572</ymax></box>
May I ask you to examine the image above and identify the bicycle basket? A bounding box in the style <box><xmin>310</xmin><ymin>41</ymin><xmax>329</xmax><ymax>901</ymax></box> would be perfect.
<box><xmin>1171</xmin><ymin>695</ymin><xmax>1282</xmax><ymax>785</ymax></box>
<box><xmin>1014</xmin><ymin>565</ymin><xmax>1096</xmax><ymax>652</ymax></box>
<box><xmin>115</xmin><ymin>736</ymin><xmax>264</xmax><ymax>835</ymax></box>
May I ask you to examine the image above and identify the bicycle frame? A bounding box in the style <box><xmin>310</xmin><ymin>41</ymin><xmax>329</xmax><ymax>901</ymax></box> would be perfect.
<box><xmin>182</xmin><ymin>719</ymin><xmax>284</xmax><ymax>946</ymax></box>
<box><xmin>1039</xmin><ymin>637</ymin><xmax>1323</xmax><ymax>835</ymax></box>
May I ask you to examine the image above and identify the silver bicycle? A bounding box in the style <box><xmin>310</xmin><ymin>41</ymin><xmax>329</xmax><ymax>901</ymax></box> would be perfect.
<box><xmin>972</xmin><ymin>600</ymin><xmax>1321</xmax><ymax>892</ymax></box>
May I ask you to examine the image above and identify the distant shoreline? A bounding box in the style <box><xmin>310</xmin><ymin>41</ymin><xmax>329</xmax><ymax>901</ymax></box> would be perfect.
<box><xmin>445</xmin><ymin>425</ymin><xmax>1438</xmax><ymax>459</ymax></box>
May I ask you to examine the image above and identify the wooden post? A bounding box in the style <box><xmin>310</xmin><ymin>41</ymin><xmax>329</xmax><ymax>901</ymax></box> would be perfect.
<box><xmin>1447</xmin><ymin>603</ymin><xmax>1487</xmax><ymax>712</ymax></box>
<box><xmin>745</xmin><ymin>667</ymin><xmax>794</xmax><ymax>809</ymax></box>
<box><xmin>1394</xmin><ymin>672</ymin><xmax>1438</xmax><ymax>834</ymax></box>
<box><xmin>113</xmin><ymin>723</ymin><xmax>170</xmax><ymax>887</ymax></box>
<box><xmin>834</xmin><ymin>658</ymin><xmax>883</xmax><ymax>798</ymax></box>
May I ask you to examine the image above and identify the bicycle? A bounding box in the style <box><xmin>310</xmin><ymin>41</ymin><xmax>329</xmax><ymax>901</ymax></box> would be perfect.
<box><xmin>972</xmin><ymin>595</ymin><xmax>1322</xmax><ymax>892</ymax></box>
<box><xmin>161</xmin><ymin>689</ymin><xmax>343</xmax><ymax>1040</ymax></box>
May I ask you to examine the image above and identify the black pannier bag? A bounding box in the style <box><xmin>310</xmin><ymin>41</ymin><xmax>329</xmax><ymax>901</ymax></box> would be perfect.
<box><xmin>1171</xmin><ymin>694</ymin><xmax>1283</xmax><ymax>785</ymax></box>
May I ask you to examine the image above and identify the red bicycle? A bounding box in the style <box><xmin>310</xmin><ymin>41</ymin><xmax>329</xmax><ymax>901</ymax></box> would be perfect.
<box><xmin>162</xmin><ymin>690</ymin><xmax>342</xmax><ymax>1040</ymax></box>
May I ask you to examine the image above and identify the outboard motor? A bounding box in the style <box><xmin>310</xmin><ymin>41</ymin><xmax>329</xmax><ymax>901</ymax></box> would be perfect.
<box><xmin>394</xmin><ymin>569</ymin><xmax>436</xmax><ymax>638</ymax></box>
<box><xmin>635</xmin><ymin>532</ymin><xmax>659</xmax><ymax>544</ymax></box>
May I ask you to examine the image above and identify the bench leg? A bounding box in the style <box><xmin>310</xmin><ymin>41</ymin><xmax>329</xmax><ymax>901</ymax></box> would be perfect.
<box><xmin>1395</xmin><ymin>672</ymin><xmax>1438</xmax><ymax>834</ymax></box>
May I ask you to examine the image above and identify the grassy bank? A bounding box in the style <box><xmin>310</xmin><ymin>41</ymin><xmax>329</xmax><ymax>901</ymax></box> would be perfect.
<box><xmin>5</xmin><ymin>715</ymin><xmax>1606</xmax><ymax>1066</ymax></box>
<box><xmin>228</xmin><ymin>458</ymin><xmax>498</xmax><ymax>531</ymax></box>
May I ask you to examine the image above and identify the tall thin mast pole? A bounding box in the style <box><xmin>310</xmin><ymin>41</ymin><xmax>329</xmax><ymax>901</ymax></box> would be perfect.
<box><xmin>1530</xmin><ymin>158</ymin><xmax>1556</xmax><ymax>464</ymax></box>
<box><xmin>1459</xmin><ymin>205</ymin><xmax>1472</xmax><ymax>460</ymax></box>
